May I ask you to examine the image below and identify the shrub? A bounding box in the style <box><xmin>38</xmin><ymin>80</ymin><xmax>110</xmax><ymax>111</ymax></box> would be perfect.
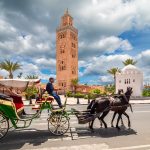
<box><xmin>66</xmin><ymin>91</ymin><xmax>74</xmax><ymax>97</ymax></box>
<box><xmin>90</xmin><ymin>89</ymin><xmax>101</xmax><ymax>95</ymax></box>
<box><xmin>84</xmin><ymin>94</ymin><xmax>89</xmax><ymax>99</ymax></box>
<box><xmin>25</xmin><ymin>86</ymin><xmax>38</xmax><ymax>100</ymax></box>
<box><xmin>143</xmin><ymin>89</ymin><xmax>150</xmax><ymax>97</ymax></box>
<box><xmin>74</xmin><ymin>92</ymin><xmax>85</xmax><ymax>98</ymax></box>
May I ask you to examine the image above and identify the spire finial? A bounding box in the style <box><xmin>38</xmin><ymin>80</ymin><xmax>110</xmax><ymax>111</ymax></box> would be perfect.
<box><xmin>65</xmin><ymin>8</ymin><xmax>69</xmax><ymax>14</ymax></box>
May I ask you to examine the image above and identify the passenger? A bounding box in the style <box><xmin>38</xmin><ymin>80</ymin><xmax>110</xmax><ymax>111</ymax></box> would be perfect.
<box><xmin>46</xmin><ymin>77</ymin><xmax>63</xmax><ymax>108</ymax></box>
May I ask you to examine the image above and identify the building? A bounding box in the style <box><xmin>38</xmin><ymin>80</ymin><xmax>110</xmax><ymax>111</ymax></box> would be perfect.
<box><xmin>56</xmin><ymin>9</ymin><xmax>78</xmax><ymax>91</ymax></box>
<box><xmin>116</xmin><ymin>64</ymin><xmax>143</xmax><ymax>97</ymax></box>
<box><xmin>76</xmin><ymin>84</ymin><xmax>105</xmax><ymax>94</ymax></box>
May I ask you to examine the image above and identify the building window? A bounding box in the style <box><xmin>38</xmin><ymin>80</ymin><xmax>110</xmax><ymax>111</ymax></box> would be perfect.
<box><xmin>72</xmin><ymin>43</ymin><xmax>76</xmax><ymax>48</ymax></box>
<box><xmin>58</xmin><ymin>60</ymin><xmax>66</xmax><ymax>71</ymax></box>
<box><xmin>58</xmin><ymin>81</ymin><xmax>66</xmax><ymax>87</ymax></box>
<box><xmin>60</xmin><ymin>44</ymin><xmax>65</xmax><ymax>54</ymax></box>
<box><xmin>125</xmin><ymin>79</ymin><xmax>126</xmax><ymax>84</ymax></box>
<box><xmin>71</xmin><ymin>50</ymin><xmax>76</xmax><ymax>58</ymax></box>
<box><xmin>127</xmin><ymin>79</ymin><xmax>128</xmax><ymax>84</ymax></box>
<box><xmin>72</xmin><ymin>67</ymin><xmax>76</xmax><ymax>75</ymax></box>
<box><xmin>119</xmin><ymin>80</ymin><xmax>121</xmax><ymax>83</ymax></box>
<box><xmin>58</xmin><ymin>32</ymin><xmax>66</xmax><ymax>39</ymax></box>
<box><xmin>133</xmin><ymin>79</ymin><xmax>135</xmax><ymax>82</ymax></box>
<box><xmin>70</xmin><ymin>32</ymin><xmax>77</xmax><ymax>41</ymax></box>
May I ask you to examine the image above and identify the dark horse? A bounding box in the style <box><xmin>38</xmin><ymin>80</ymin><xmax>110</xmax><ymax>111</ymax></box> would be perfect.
<box><xmin>88</xmin><ymin>87</ymin><xmax>133</xmax><ymax>130</ymax></box>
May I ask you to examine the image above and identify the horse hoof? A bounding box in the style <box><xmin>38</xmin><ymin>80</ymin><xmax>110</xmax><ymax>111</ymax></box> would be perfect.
<box><xmin>116</xmin><ymin>127</ymin><xmax>121</xmax><ymax>131</ymax></box>
<box><xmin>89</xmin><ymin>126</ymin><xmax>93</xmax><ymax>130</ymax></box>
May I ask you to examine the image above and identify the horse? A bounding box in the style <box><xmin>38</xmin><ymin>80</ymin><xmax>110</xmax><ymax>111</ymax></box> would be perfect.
<box><xmin>88</xmin><ymin>87</ymin><xmax>133</xmax><ymax>130</ymax></box>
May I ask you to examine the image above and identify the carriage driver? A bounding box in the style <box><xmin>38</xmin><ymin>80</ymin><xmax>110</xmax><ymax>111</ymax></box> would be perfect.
<box><xmin>46</xmin><ymin>77</ymin><xmax>63</xmax><ymax>108</ymax></box>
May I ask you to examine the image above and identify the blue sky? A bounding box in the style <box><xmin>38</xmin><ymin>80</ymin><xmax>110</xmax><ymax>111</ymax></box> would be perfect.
<box><xmin>0</xmin><ymin>0</ymin><xmax>150</xmax><ymax>85</ymax></box>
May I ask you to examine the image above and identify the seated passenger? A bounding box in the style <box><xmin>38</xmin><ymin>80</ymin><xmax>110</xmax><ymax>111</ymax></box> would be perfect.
<box><xmin>0</xmin><ymin>87</ymin><xmax>25</xmax><ymax>115</ymax></box>
<box><xmin>46</xmin><ymin>77</ymin><xmax>62</xmax><ymax>108</ymax></box>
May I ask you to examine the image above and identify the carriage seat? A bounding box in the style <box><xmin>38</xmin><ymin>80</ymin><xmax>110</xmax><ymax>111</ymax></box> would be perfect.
<box><xmin>0</xmin><ymin>93</ymin><xmax>13</xmax><ymax>101</ymax></box>
<box><xmin>9</xmin><ymin>95</ymin><xmax>24</xmax><ymax>114</ymax></box>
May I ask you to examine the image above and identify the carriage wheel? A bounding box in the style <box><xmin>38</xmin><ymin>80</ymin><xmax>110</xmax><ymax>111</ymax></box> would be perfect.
<box><xmin>48</xmin><ymin>113</ymin><xmax>69</xmax><ymax>136</ymax></box>
<box><xmin>0</xmin><ymin>113</ymin><xmax>9</xmax><ymax>139</ymax></box>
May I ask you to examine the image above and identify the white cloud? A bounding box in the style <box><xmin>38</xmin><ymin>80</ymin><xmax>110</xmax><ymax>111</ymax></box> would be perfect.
<box><xmin>100</xmin><ymin>75</ymin><xmax>113</xmax><ymax>83</ymax></box>
<box><xmin>82</xmin><ymin>54</ymin><xmax>132</xmax><ymax>76</ymax></box>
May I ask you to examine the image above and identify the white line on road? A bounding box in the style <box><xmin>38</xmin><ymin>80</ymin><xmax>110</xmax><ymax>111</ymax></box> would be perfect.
<box><xmin>133</xmin><ymin>111</ymin><xmax>150</xmax><ymax>113</ymax></box>
<box><xmin>110</xmin><ymin>144</ymin><xmax>150</xmax><ymax>150</ymax></box>
<box><xmin>24</xmin><ymin>144</ymin><xmax>150</xmax><ymax>150</ymax></box>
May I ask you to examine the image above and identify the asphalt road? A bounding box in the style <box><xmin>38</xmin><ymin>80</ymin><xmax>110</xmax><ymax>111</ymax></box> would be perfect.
<box><xmin>1</xmin><ymin>104</ymin><xmax>150</xmax><ymax>150</ymax></box>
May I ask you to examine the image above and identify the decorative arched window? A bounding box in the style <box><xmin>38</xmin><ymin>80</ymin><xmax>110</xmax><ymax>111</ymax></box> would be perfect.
<box><xmin>72</xmin><ymin>66</ymin><xmax>76</xmax><ymax>75</ymax></box>
<box><xmin>58</xmin><ymin>60</ymin><xmax>66</xmax><ymax>71</ymax></box>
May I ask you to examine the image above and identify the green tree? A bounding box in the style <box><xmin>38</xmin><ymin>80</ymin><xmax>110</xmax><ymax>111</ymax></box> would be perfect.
<box><xmin>107</xmin><ymin>67</ymin><xmax>120</xmax><ymax>82</ymax></box>
<box><xmin>123</xmin><ymin>58</ymin><xmax>137</xmax><ymax>66</ymax></box>
<box><xmin>25</xmin><ymin>75</ymin><xmax>38</xmax><ymax>79</ymax></box>
<box><xmin>71</xmin><ymin>78</ymin><xmax>79</xmax><ymax>93</ymax></box>
<box><xmin>107</xmin><ymin>67</ymin><xmax>120</xmax><ymax>91</ymax></box>
<box><xmin>0</xmin><ymin>60</ymin><xmax>22</xmax><ymax>79</ymax></box>
<box><xmin>142</xmin><ymin>88</ymin><xmax>150</xmax><ymax>97</ymax></box>
<box><xmin>105</xmin><ymin>84</ymin><xmax>115</xmax><ymax>95</ymax></box>
<box><xmin>90</xmin><ymin>89</ymin><xmax>101</xmax><ymax>95</ymax></box>
<box><xmin>17</xmin><ymin>72</ymin><xmax>23</xmax><ymax>79</ymax></box>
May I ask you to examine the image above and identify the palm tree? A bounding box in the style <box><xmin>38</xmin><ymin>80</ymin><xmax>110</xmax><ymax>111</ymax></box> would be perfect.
<box><xmin>17</xmin><ymin>72</ymin><xmax>23</xmax><ymax>79</ymax></box>
<box><xmin>107</xmin><ymin>67</ymin><xmax>121</xmax><ymax>89</ymax></box>
<box><xmin>123</xmin><ymin>58</ymin><xmax>137</xmax><ymax>66</ymax></box>
<box><xmin>71</xmin><ymin>78</ymin><xmax>79</xmax><ymax>94</ymax></box>
<box><xmin>25</xmin><ymin>75</ymin><xmax>38</xmax><ymax>79</ymax></box>
<box><xmin>0</xmin><ymin>60</ymin><xmax>22</xmax><ymax>79</ymax></box>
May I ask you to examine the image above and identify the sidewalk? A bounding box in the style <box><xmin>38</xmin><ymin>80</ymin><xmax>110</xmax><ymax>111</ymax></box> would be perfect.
<box><xmin>23</xmin><ymin>96</ymin><xmax>150</xmax><ymax>106</ymax></box>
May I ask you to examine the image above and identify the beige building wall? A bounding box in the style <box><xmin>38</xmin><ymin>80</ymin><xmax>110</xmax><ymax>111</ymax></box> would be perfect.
<box><xmin>56</xmin><ymin>10</ymin><xmax>78</xmax><ymax>91</ymax></box>
<box><xmin>116</xmin><ymin>65</ymin><xmax>143</xmax><ymax>97</ymax></box>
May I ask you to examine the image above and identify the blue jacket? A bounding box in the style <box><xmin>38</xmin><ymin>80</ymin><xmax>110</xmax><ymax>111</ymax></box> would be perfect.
<box><xmin>46</xmin><ymin>82</ymin><xmax>54</xmax><ymax>95</ymax></box>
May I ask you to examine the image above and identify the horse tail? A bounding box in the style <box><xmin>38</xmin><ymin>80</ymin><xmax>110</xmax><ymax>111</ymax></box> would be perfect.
<box><xmin>129</xmin><ymin>104</ymin><xmax>133</xmax><ymax>113</ymax></box>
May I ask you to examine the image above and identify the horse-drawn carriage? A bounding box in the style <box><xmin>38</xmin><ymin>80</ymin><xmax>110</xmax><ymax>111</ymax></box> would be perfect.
<box><xmin>0</xmin><ymin>79</ymin><xmax>70</xmax><ymax>139</ymax></box>
<box><xmin>0</xmin><ymin>79</ymin><xmax>132</xmax><ymax>140</ymax></box>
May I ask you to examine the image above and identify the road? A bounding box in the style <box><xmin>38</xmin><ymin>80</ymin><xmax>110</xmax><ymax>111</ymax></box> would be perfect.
<box><xmin>1</xmin><ymin>104</ymin><xmax>150</xmax><ymax>150</ymax></box>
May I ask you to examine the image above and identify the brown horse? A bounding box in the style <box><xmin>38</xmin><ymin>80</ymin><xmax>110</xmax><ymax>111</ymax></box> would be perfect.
<box><xmin>89</xmin><ymin>87</ymin><xmax>133</xmax><ymax>130</ymax></box>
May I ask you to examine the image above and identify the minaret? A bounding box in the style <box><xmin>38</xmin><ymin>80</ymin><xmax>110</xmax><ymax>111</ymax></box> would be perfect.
<box><xmin>56</xmin><ymin>9</ymin><xmax>78</xmax><ymax>91</ymax></box>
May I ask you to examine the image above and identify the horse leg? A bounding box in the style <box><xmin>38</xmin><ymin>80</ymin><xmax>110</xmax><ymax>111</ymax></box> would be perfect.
<box><xmin>116</xmin><ymin>113</ymin><xmax>122</xmax><ymax>130</ymax></box>
<box><xmin>111</xmin><ymin>112</ymin><xmax>117</xmax><ymax>127</ymax></box>
<box><xmin>123</xmin><ymin>112</ymin><xmax>131</xmax><ymax>128</ymax></box>
<box><xmin>99</xmin><ymin>111</ymin><xmax>109</xmax><ymax>129</ymax></box>
<box><xmin>89</xmin><ymin>120</ymin><xmax>95</xmax><ymax>130</ymax></box>
<box><xmin>120</xmin><ymin>116</ymin><xmax>124</xmax><ymax>126</ymax></box>
<box><xmin>100</xmin><ymin>120</ymin><xmax>103</xmax><ymax>128</ymax></box>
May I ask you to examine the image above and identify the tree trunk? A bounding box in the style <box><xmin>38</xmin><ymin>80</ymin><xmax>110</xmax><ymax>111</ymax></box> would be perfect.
<box><xmin>9</xmin><ymin>72</ymin><xmax>13</xmax><ymax>79</ymax></box>
<box><xmin>114</xmin><ymin>75</ymin><xmax>116</xmax><ymax>93</ymax></box>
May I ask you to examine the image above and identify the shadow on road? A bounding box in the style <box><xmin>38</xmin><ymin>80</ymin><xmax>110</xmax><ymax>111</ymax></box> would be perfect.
<box><xmin>76</xmin><ymin>126</ymin><xmax>137</xmax><ymax>138</ymax></box>
<box><xmin>1</xmin><ymin>129</ymin><xmax>69</xmax><ymax>150</ymax></box>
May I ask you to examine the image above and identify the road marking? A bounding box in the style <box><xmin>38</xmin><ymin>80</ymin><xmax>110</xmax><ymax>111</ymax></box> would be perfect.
<box><xmin>24</xmin><ymin>144</ymin><xmax>150</xmax><ymax>150</ymax></box>
<box><xmin>24</xmin><ymin>143</ymin><xmax>109</xmax><ymax>150</ymax></box>
<box><xmin>133</xmin><ymin>111</ymin><xmax>150</xmax><ymax>113</ymax></box>
<box><xmin>110</xmin><ymin>144</ymin><xmax>150</xmax><ymax>150</ymax></box>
